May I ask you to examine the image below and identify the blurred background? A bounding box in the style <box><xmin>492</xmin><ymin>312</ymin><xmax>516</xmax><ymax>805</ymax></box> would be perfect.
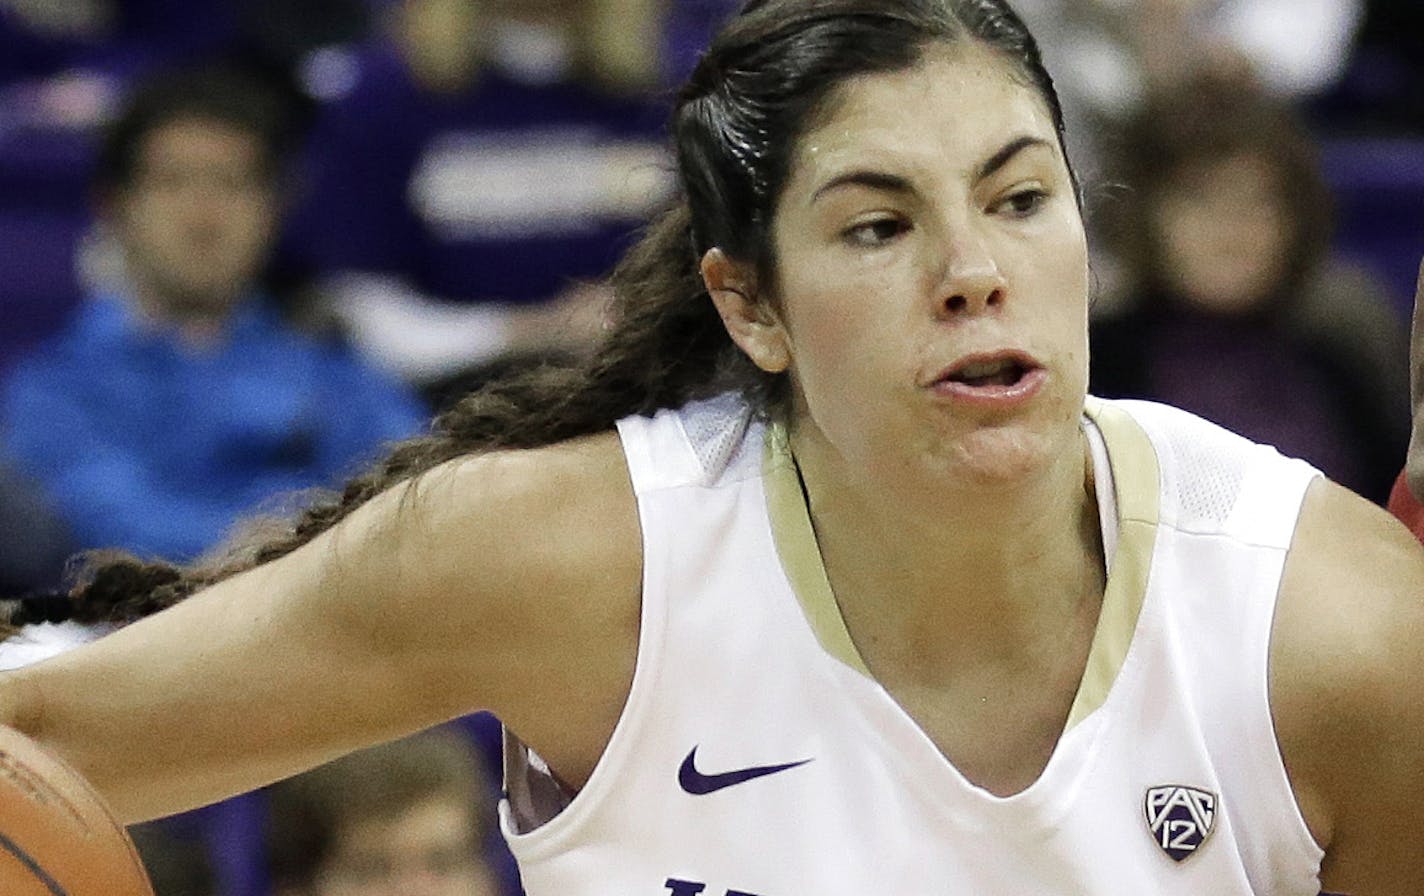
<box><xmin>0</xmin><ymin>0</ymin><xmax>1419</xmax><ymax>893</ymax></box>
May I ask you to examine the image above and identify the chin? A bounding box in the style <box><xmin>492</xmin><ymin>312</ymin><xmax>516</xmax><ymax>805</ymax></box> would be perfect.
<box><xmin>954</xmin><ymin>444</ymin><xmax>1054</xmax><ymax>487</ymax></box>
<box><xmin>933</xmin><ymin>419</ymin><xmax>1076</xmax><ymax>488</ymax></box>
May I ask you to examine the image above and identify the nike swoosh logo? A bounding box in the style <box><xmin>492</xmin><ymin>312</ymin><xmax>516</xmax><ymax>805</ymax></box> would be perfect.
<box><xmin>678</xmin><ymin>746</ymin><xmax>813</xmax><ymax>795</ymax></box>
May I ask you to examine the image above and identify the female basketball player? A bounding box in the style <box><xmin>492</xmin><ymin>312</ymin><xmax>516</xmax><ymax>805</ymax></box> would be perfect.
<box><xmin>3</xmin><ymin>2</ymin><xmax>1422</xmax><ymax>893</ymax></box>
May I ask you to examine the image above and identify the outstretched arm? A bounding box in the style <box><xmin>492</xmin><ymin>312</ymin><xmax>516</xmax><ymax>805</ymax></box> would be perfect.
<box><xmin>0</xmin><ymin>433</ymin><xmax>642</xmax><ymax>823</ymax></box>
<box><xmin>1273</xmin><ymin>477</ymin><xmax>1424</xmax><ymax>894</ymax></box>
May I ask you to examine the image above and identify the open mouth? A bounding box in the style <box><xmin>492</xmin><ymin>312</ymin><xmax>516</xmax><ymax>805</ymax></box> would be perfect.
<box><xmin>939</xmin><ymin>354</ymin><xmax>1038</xmax><ymax>389</ymax></box>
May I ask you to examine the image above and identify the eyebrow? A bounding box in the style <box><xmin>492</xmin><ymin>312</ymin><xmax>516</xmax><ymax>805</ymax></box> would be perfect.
<box><xmin>811</xmin><ymin>169</ymin><xmax>912</xmax><ymax>204</ymax></box>
<box><xmin>977</xmin><ymin>135</ymin><xmax>1054</xmax><ymax>181</ymax></box>
<box><xmin>811</xmin><ymin>135</ymin><xmax>1055</xmax><ymax>204</ymax></box>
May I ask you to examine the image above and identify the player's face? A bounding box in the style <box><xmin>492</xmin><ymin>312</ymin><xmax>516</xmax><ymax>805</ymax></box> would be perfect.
<box><xmin>110</xmin><ymin>118</ymin><xmax>277</xmax><ymax>317</ymax></box>
<box><xmin>764</xmin><ymin>43</ymin><xmax>1090</xmax><ymax>488</ymax></box>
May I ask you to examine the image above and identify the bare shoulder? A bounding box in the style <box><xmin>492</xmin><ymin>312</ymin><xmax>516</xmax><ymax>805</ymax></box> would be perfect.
<box><xmin>392</xmin><ymin>430</ymin><xmax>641</xmax><ymax>615</ymax></box>
<box><xmin>1272</xmin><ymin>477</ymin><xmax>1424</xmax><ymax>893</ymax></box>
<box><xmin>333</xmin><ymin>431</ymin><xmax>643</xmax><ymax>782</ymax></box>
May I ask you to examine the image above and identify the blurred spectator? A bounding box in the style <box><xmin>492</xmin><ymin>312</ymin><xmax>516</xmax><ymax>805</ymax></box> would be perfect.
<box><xmin>0</xmin><ymin>64</ymin><xmax>425</xmax><ymax>563</ymax></box>
<box><xmin>266</xmin><ymin>727</ymin><xmax>511</xmax><ymax>896</ymax></box>
<box><xmin>1089</xmin><ymin>80</ymin><xmax>1409</xmax><ymax>504</ymax></box>
<box><xmin>279</xmin><ymin>0</ymin><xmax>673</xmax><ymax>405</ymax></box>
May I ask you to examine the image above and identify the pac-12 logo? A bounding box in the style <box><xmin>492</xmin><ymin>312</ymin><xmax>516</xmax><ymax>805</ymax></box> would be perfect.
<box><xmin>1145</xmin><ymin>785</ymin><xmax>1217</xmax><ymax>861</ymax></box>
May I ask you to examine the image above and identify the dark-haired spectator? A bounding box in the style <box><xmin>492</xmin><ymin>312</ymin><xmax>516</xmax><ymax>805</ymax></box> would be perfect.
<box><xmin>1089</xmin><ymin>80</ymin><xmax>1409</xmax><ymax>505</ymax></box>
<box><xmin>0</xmin><ymin>64</ymin><xmax>424</xmax><ymax>562</ymax></box>
<box><xmin>0</xmin><ymin>1</ymin><xmax>376</xmax><ymax>380</ymax></box>
<box><xmin>266</xmin><ymin>727</ymin><xmax>512</xmax><ymax>896</ymax></box>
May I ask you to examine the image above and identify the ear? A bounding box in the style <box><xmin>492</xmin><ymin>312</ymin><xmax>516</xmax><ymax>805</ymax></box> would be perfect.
<box><xmin>701</xmin><ymin>248</ymin><xmax>790</xmax><ymax>374</ymax></box>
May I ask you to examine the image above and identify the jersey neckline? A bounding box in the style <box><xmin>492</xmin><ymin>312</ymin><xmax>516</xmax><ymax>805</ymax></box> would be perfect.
<box><xmin>762</xmin><ymin>397</ymin><xmax>1162</xmax><ymax>738</ymax></box>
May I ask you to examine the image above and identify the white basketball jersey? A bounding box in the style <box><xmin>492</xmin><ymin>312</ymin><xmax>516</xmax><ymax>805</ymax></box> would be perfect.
<box><xmin>501</xmin><ymin>395</ymin><xmax>1325</xmax><ymax>895</ymax></box>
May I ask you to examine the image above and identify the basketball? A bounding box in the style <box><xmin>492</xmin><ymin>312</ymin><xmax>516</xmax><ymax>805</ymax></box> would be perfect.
<box><xmin>0</xmin><ymin>724</ymin><xmax>153</xmax><ymax>896</ymax></box>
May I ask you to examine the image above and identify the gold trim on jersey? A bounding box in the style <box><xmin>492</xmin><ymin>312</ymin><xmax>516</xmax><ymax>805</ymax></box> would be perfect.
<box><xmin>1064</xmin><ymin>397</ymin><xmax>1162</xmax><ymax>728</ymax></box>
<box><xmin>763</xmin><ymin>422</ymin><xmax>873</xmax><ymax>677</ymax></box>
<box><xmin>764</xmin><ymin>398</ymin><xmax>1162</xmax><ymax>732</ymax></box>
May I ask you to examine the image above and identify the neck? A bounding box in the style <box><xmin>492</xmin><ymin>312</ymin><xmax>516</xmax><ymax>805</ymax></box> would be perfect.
<box><xmin>789</xmin><ymin>420</ymin><xmax>1104</xmax><ymax>677</ymax></box>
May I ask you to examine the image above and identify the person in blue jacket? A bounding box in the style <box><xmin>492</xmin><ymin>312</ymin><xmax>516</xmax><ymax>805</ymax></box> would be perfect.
<box><xmin>1</xmin><ymin>64</ymin><xmax>425</xmax><ymax>563</ymax></box>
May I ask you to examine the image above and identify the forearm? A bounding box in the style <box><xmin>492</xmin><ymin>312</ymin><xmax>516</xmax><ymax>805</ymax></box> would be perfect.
<box><xmin>0</xmin><ymin>438</ymin><xmax>639</xmax><ymax>822</ymax></box>
<box><xmin>0</xmin><ymin>557</ymin><xmax>426</xmax><ymax>822</ymax></box>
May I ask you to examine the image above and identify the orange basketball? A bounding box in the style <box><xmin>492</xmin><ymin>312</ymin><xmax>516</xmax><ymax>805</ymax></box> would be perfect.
<box><xmin>0</xmin><ymin>724</ymin><xmax>153</xmax><ymax>896</ymax></box>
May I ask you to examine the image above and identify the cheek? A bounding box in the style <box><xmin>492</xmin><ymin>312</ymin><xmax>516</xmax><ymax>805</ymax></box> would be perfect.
<box><xmin>776</xmin><ymin>269</ymin><xmax>891</xmax><ymax>394</ymax></box>
<box><xmin>222</xmin><ymin>199</ymin><xmax>278</xmax><ymax>250</ymax></box>
<box><xmin>782</xmin><ymin>308</ymin><xmax>856</xmax><ymax>401</ymax></box>
<box><xmin>1026</xmin><ymin>216</ymin><xmax>1092</xmax><ymax>386</ymax></box>
<box><xmin>1026</xmin><ymin>214</ymin><xmax>1091</xmax><ymax>321</ymax></box>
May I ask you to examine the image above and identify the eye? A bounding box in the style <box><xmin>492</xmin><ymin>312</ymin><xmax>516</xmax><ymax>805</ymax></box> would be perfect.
<box><xmin>994</xmin><ymin>188</ymin><xmax>1048</xmax><ymax>218</ymax></box>
<box><xmin>843</xmin><ymin>216</ymin><xmax>909</xmax><ymax>247</ymax></box>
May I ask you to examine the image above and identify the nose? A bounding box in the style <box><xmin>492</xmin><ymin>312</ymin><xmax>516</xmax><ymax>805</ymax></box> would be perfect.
<box><xmin>931</xmin><ymin>230</ymin><xmax>1007</xmax><ymax>319</ymax></box>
